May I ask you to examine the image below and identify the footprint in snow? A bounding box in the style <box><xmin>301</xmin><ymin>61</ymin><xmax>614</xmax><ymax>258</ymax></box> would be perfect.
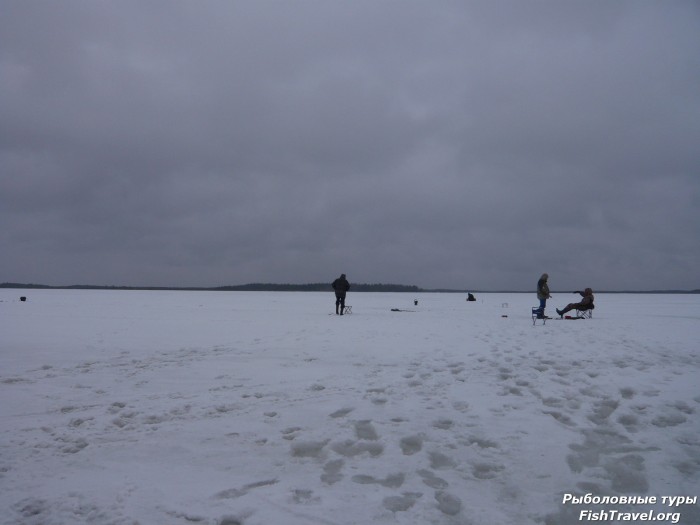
<box><xmin>417</xmin><ymin>469</ymin><xmax>448</xmax><ymax>489</ymax></box>
<box><xmin>383</xmin><ymin>492</ymin><xmax>423</xmax><ymax>512</ymax></box>
<box><xmin>320</xmin><ymin>459</ymin><xmax>344</xmax><ymax>485</ymax></box>
<box><xmin>354</xmin><ymin>420</ymin><xmax>379</xmax><ymax>440</ymax></box>
<box><xmin>602</xmin><ymin>454</ymin><xmax>649</xmax><ymax>493</ymax></box>
<box><xmin>329</xmin><ymin>407</ymin><xmax>354</xmax><ymax>418</ymax></box>
<box><xmin>432</xmin><ymin>418</ymin><xmax>453</xmax><ymax>430</ymax></box>
<box><xmin>58</xmin><ymin>437</ymin><xmax>89</xmax><ymax>454</ymax></box>
<box><xmin>351</xmin><ymin>472</ymin><xmax>405</xmax><ymax>488</ymax></box>
<box><xmin>435</xmin><ymin>491</ymin><xmax>462</xmax><ymax>516</ymax></box>
<box><xmin>471</xmin><ymin>462</ymin><xmax>505</xmax><ymax>479</ymax></box>
<box><xmin>215</xmin><ymin>479</ymin><xmax>279</xmax><ymax>500</ymax></box>
<box><xmin>428</xmin><ymin>451</ymin><xmax>457</xmax><ymax>470</ymax></box>
<box><xmin>330</xmin><ymin>439</ymin><xmax>384</xmax><ymax>458</ymax></box>
<box><xmin>400</xmin><ymin>435</ymin><xmax>423</xmax><ymax>455</ymax></box>
<box><xmin>588</xmin><ymin>398</ymin><xmax>619</xmax><ymax>425</ymax></box>
<box><xmin>290</xmin><ymin>440</ymin><xmax>329</xmax><ymax>458</ymax></box>
<box><xmin>281</xmin><ymin>427</ymin><xmax>302</xmax><ymax>440</ymax></box>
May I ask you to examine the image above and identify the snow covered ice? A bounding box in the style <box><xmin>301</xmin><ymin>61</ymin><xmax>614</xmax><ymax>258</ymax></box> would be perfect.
<box><xmin>1</xmin><ymin>289</ymin><xmax>699</xmax><ymax>525</ymax></box>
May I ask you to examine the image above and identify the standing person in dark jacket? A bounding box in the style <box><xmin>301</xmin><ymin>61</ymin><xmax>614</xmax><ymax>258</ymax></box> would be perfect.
<box><xmin>332</xmin><ymin>273</ymin><xmax>351</xmax><ymax>315</ymax></box>
<box><xmin>556</xmin><ymin>288</ymin><xmax>594</xmax><ymax>317</ymax></box>
<box><xmin>536</xmin><ymin>273</ymin><xmax>551</xmax><ymax>318</ymax></box>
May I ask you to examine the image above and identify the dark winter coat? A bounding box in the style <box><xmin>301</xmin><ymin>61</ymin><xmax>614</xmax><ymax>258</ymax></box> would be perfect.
<box><xmin>573</xmin><ymin>289</ymin><xmax>594</xmax><ymax>310</ymax></box>
<box><xmin>332</xmin><ymin>275</ymin><xmax>350</xmax><ymax>296</ymax></box>
<box><xmin>537</xmin><ymin>273</ymin><xmax>550</xmax><ymax>300</ymax></box>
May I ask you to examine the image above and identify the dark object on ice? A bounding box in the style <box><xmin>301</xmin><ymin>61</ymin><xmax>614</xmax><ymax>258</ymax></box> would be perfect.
<box><xmin>414</xmin><ymin>300</ymin><xmax>418</xmax><ymax>306</ymax></box>
<box><xmin>556</xmin><ymin>289</ymin><xmax>594</xmax><ymax>318</ymax></box>
<box><xmin>532</xmin><ymin>307</ymin><xmax>549</xmax><ymax>325</ymax></box>
<box><xmin>332</xmin><ymin>273</ymin><xmax>351</xmax><ymax>315</ymax></box>
<box><xmin>467</xmin><ymin>293</ymin><xmax>476</xmax><ymax>301</ymax></box>
<box><xmin>391</xmin><ymin>308</ymin><xmax>415</xmax><ymax>312</ymax></box>
<box><xmin>575</xmin><ymin>306</ymin><xmax>593</xmax><ymax>319</ymax></box>
<box><xmin>20</xmin><ymin>296</ymin><xmax>27</xmax><ymax>302</ymax></box>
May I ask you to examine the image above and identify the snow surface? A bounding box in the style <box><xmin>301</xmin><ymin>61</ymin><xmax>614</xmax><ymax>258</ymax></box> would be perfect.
<box><xmin>1</xmin><ymin>289</ymin><xmax>699</xmax><ymax>525</ymax></box>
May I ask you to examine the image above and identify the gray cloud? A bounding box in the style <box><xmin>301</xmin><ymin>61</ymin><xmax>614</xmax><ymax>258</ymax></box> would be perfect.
<box><xmin>1</xmin><ymin>1</ymin><xmax>699</xmax><ymax>290</ymax></box>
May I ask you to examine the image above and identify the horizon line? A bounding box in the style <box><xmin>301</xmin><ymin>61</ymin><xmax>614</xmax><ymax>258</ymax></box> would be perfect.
<box><xmin>2</xmin><ymin>282</ymin><xmax>699</xmax><ymax>294</ymax></box>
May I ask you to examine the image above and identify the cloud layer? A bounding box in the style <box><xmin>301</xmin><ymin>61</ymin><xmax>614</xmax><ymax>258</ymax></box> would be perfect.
<box><xmin>2</xmin><ymin>2</ymin><xmax>699</xmax><ymax>290</ymax></box>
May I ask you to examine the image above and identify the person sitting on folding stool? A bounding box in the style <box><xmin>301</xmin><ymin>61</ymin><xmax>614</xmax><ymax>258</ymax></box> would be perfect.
<box><xmin>556</xmin><ymin>288</ymin><xmax>594</xmax><ymax>318</ymax></box>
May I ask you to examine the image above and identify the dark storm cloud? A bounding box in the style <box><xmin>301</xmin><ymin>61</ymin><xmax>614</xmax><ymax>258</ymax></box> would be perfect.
<box><xmin>1</xmin><ymin>1</ymin><xmax>699</xmax><ymax>290</ymax></box>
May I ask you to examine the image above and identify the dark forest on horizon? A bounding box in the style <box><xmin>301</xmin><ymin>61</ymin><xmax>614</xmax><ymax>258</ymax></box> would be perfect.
<box><xmin>1</xmin><ymin>282</ymin><xmax>423</xmax><ymax>293</ymax></box>
<box><xmin>1</xmin><ymin>282</ymin><xmax>698</xmax><ymax>294</ymax></box>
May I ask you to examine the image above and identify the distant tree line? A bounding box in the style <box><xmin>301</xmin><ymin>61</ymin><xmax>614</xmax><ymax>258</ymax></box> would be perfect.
<box><xmin>201</xmin><ymin>283</ymin><xmax>423</xmax><ymax>292</ymax></box>
<box><xmin>1</xmin><ymin>282</ymin><xmax>423</xmax><ymax>293</ymax></box>
<box><xmin>1</xmin><ymin>282</ymin><xmax>697</xmax><ymax>294</ymax></box>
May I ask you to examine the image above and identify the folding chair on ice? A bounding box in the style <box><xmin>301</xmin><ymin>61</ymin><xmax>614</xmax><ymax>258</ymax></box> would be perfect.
<box><xmin>532</xmin><ymin>307</ymin><xmax>546</xmax><ymax>325</ymax></box>
<box><xmin>575</xmin><ymin>305</ymin><xmax>593</xmax><ymax>319</ymax></box>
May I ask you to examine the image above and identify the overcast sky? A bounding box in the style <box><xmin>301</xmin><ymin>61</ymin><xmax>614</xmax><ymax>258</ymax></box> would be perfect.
<box><xmin>1</xmin><ymin>1</ymin><xmax>699</xmax><ymax>291</ymax></box>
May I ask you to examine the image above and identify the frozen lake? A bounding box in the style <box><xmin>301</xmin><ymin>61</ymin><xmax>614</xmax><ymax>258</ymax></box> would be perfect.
<box><xmin>1</xmin><ymin>289</ymin><xmax>699</xmax><ymax>524</ymax></box>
